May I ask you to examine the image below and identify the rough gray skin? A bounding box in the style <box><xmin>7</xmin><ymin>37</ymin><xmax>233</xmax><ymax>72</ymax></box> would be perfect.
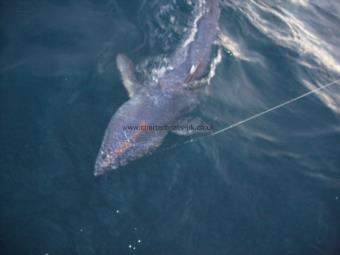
<box><xmin>94</xmin><ymin>0</ymin><xmax>220</xmax><ymax>176</ymax></box>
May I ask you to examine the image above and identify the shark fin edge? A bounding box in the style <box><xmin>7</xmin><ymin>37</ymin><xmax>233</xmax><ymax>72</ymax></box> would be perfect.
<box><xmin>116</xmin><ymin>54</ymin><xmax>141</xmax><ymax>97</ymax></box>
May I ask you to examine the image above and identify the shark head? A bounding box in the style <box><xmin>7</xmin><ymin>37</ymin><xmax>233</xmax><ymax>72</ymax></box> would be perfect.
<box><xmin>94</xmin><ymin>118</ymin><xmax>167</xmax><ymax>176</ymax></box>
<box><xmin>94</xmin><ymin>130</ymin><xmax>138</xmax><ymax>176</ymax></box>
<box><xmin>94</xmin><ymin>149</ymin><xmax>119</xmax><ymax>176</ymax></box>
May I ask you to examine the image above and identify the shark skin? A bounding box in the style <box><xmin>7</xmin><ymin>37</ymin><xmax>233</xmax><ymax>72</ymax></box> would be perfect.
<box><xmin>94</xmin><ymin>0</ymin><xmax>220</xmax><ymax>176</ymax></box>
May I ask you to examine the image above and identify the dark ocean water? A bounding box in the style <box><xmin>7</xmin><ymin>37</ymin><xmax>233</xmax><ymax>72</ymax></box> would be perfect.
<box><xmin>1</xmin><ymin>0</ymin><xmax>340</xmax><ymax>254</ymax></box>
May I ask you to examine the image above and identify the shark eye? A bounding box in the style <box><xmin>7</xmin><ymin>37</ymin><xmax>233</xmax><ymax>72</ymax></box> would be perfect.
<box><xmin>101</xmin><ymin>152</ymin><xmax>108</xmax><ymax>160</ymax></box>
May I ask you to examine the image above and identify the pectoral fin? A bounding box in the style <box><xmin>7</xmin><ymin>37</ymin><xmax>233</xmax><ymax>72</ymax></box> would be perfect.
<box><xmin>171</xmin><ymin>117</ymin><xmax>213</xmax><ymax>136</ymax></box>
<box><xmin>116</xmin><ymin>54</ymin><xmax>140</xmax><ymax>97</ymax></box>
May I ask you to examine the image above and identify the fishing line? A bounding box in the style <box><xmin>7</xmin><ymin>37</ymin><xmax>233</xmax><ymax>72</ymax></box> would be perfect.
<box><xmin>159</xmin><ymin>78</ymin><xmax>340</xmax><ymax>153</ymax></box>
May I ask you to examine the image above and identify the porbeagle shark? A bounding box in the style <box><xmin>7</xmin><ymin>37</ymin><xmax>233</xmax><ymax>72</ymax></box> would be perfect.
<box><xmin>95</xmin><ymin>0</ymin><xmax>220</xmax><ymax>176</ymax></box>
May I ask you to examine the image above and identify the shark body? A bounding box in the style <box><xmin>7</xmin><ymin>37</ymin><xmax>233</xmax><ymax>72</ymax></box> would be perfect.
<box><xmin>95</xmin><ymin>0</ymin><xmax>220</xmax><ymax>176</ymax></box>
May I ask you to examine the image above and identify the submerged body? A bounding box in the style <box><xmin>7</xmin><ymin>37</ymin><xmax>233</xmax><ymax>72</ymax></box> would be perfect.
<box><xmin>95</xmin><ymin>0</ymin><xmax>220</xmax><ymax>175</ymax></box>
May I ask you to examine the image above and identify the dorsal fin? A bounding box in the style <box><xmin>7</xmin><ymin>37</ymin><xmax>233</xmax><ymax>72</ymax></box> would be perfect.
<box><xmin>171</xmin><ymin>116</ymin><xmax>212</xmax><ymax>136</ymax></box>
<box><xmin>116</xmin><ymin>54</ymin><xmax>140</xmax><ymax>97</ymax></box>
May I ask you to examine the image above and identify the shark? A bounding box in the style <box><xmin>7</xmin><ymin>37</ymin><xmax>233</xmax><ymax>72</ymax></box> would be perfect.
<box><xmin>94</xmin><ymin>0</ymin><xmax>220</xmax><ymax>176</ymax></box>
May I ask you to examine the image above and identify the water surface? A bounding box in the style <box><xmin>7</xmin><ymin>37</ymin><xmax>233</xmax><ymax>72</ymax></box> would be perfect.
<box><xmin>1</xmin><ymin>0</ymin><xmax>340</xmax><ymax>254</ymax></box>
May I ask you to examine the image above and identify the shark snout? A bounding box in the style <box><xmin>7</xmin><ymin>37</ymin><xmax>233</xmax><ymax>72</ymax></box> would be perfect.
<box><xmin>94</xmin><ymin>163</ymin><xmax>106</xmax><ymax>176</ymax></box>
<box><xmin>94</xmin><ymin>151</ymin><xmax>119</xmax><ymax>176</ymax></box>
